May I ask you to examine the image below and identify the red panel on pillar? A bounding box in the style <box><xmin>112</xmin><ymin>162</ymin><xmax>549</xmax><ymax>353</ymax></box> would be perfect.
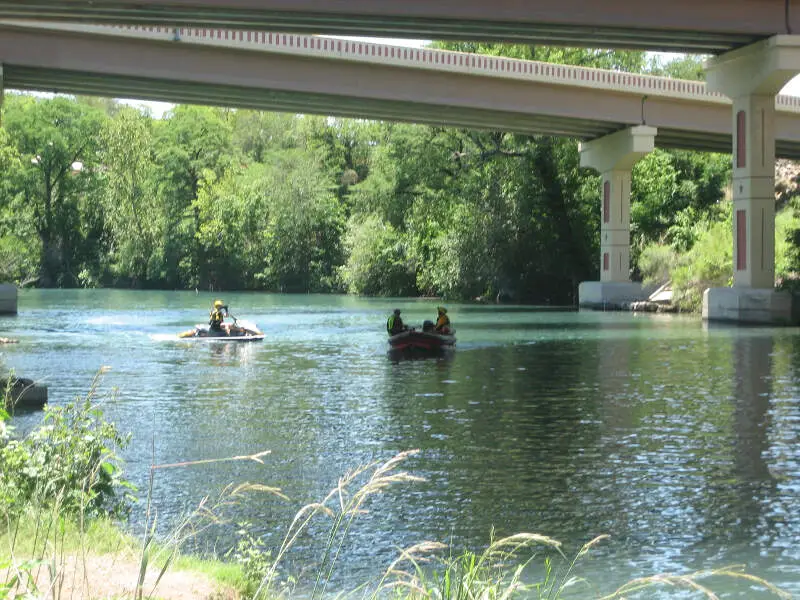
<box><xmin>603</xmin><ymin>180</ymin><xmax>610</xmax><ymax>223</ymax></box>
<box><xmin>736</xmin><ymin>209</ymin><xmax>747</xmax><ymax>270</ymax></box>
<box><xmin>603</xmin><ymin>252</ymin><xmax>609</xmax><ymax>271</ymax></box>
<box><xmin>736</xmin><ymin>110</ymin><xmax>746</xmax><ymax>168</ymax></box>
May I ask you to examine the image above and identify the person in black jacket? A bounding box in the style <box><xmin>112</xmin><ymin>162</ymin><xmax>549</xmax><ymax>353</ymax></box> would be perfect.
<box><xmin>387</xmin><ymin>309</ymin><xmax>407</xmax><ymax>335</ymax></box>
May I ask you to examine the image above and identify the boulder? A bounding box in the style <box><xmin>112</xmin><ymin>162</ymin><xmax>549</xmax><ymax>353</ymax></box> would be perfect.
<box><xmin>2</xmin><ymin>377</ymin><xmax>48</xmax><ymax>411</ymax></box>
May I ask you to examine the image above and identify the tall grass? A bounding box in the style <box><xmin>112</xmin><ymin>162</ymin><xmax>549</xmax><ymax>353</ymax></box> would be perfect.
<box><xmin>245</xmin><ymin>451</ymin><xmax>791</xmax><ymax>600</ymax></box>
<box><xmin>251</xmin><ymin>449</ymin><xmax>425</xmax><ymax>600</ymax></box>
<box><xmin>134</xmin><ymin>449</ymin><xmax>284</xmax><ymax>600</ymax></box>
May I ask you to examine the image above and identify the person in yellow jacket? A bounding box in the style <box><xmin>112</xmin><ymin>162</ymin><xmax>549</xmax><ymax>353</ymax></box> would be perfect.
<box><xmin>435</xmin><ymin>306</ymin><xmax>451</xmax><ymax>334</ymax></box>
<box><xmin>209</xmin><ymin>299</ymin><xmax>231</xmax><ymax>335</ymax></box>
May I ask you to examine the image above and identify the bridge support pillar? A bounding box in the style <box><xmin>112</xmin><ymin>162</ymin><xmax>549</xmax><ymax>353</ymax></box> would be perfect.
<box><xmin>0</xmin><ymin>65</ymin><xmax>15</xmax><ymax>316</ymax></box>
<box><xmin>703</xmin><ymin>36</ymin><xmax>800</xmax><ymax>324</ymax></box>
<box><xmin>577</xmin><ymin>125</ymin><xmax>657</xmax><ymax>309</ymax></box>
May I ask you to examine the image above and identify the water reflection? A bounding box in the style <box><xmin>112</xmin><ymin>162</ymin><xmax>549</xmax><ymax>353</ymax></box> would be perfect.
<box><xmin>386</xmin><ymin>347</ymin><xmax>455</xmax><ymax>363</ymax></box>
<box><xmin>732</xmin><ymin>334</ymin><xmax>774</xmax><ymax>482</ymax></box>
<box><xmin>690</xmin><ymin>334</ymin><xmax>784</xmax><ymax>577</ymax></box>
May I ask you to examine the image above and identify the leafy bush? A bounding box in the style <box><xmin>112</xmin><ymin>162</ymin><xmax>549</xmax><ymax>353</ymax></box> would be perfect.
<box><xmin>670</xmin><ymin>217</ymin><xmax>732</xmax><ymax>311</ymax></box>
<box><xmin>635</xmin><ymin>205</ymin><xmax>731</xmax><ymax>312</ymax></box>
<box><xmin>775</xmin><ymin>208</ymin><xmax>800</xmax><ymax>288</ymax></box>
<box><xmin>0</xmin><ymin>374</ymin><xmax>133</xmax><ymax>518</ymax></box>
<box><xmin>638</xmin><ymin>206</ymin><xmax>800</xmax><ymax>311</ymax></box>
<box><xmin>339</xmin><ymin>215</ymin><xmax>416</xmax><ymax>296</ymax></box>
<box><xmin>637</xmin><ymin>243</ymin><xmax>680</xmax><ymax>285</ymax></box>
<box><xmin>225</xmin><ymin>521</ymin><xmax>282</xmax><ymax>595</ymax></box>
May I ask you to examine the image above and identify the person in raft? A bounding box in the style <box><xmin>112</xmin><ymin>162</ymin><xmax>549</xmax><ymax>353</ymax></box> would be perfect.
<box><xmin>387</xmin><ymin>309</ymin><xmax>408</xmax><ymax>335</ymax></box>
<box><xmin>435</xmin><ymin>306</ymin><xmax>451</xmax><ymax>334</ymax></box>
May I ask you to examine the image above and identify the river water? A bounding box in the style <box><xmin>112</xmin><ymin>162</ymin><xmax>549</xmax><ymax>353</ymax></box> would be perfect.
<box><xmin>2</xmin><ymin>290</ymin><xmax>798</xmax><ymax>598</ymax></box>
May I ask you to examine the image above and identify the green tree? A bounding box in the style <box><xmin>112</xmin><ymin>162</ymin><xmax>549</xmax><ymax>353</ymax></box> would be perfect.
<box><xmin>0</xmin><ymin>127</ymin><xmax>39</xmax><ymax>285</ymax></box>
<box><xmin>232</xmin><ymin>110</ymin><xmax>300</xmax><ymax>163</ymax></box>
<box><xmin>153</xmin><ymin>105</ymin><xmax>233</xmax><ymax>287</ymax></box>
<box><xmin>100</xmin><ymin>107</ymin><xmax>159</xmax><ymax>286</ymax></box>
<box><xmin>3</xmin><ymin>95</ymin><xmax>105</xmax><ymax>287</ymax></box>
<box><xmin>648</xmin><ymin>54</ymin><xmax>707</xmax><ymax>81</ymax></box>
<box><xmin>194</xmin><ymin>150</ymin><xmax>344</xmax><ymax>292</ymax></box>
<box><xmin>434</xmin><ymin>42</ymin><xmax>647</xmax><ymax>72</ymax></box>
<box><xmin>257</xmin><ymin>151</ymin><xmax>344</xmax><ymax>292</ymax></box>
<box><xmin>339</xmin><ymin>214</ymin><xmax>415</xmax><ymax>296</ymax></box>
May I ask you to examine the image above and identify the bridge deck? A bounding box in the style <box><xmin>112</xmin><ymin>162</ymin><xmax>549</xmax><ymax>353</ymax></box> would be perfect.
<box><xmin>3</xmin><ymin>21</ymin><xmax>800</xmax><ymax>157</ymax></box>
<box><xmin>0</xmin><ymin>0</ymin><xmax>797</xmax><ymax>53</ymax></box>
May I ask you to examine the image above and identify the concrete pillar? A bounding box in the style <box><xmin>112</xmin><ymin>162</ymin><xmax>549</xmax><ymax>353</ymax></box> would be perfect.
<box><xmin>0</xmin><ymin>284</ymin><xmax>16</xmax><ymax>314</ymax></box>
<box><xmin>729</xmin><ymin>93</ymin><xmax>776</xmax><ymax>289</ymax></box>
<box><xmin>577</xmin><ymin>125</ymin><xmax>657</xmax><ymax>309</ymax></box>
<box><xmin>0</xmin><ymin>65</ymin><xmax>15</xmax><ymax>316</ymax></box>
<box><xmin>703</xmin><ymin>36</ymin><xmax>800</xmax><ymax>323</ymax></box>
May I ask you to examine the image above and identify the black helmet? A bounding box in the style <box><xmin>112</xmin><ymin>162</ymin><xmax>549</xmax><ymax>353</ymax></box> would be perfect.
<box><xmin>393</xmin><ymin>309</ymin><xmax>401</xmax><ymax>315</ymax></box>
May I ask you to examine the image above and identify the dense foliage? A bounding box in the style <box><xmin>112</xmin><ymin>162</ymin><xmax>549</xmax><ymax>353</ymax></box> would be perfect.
<box><xmin>0</xmin><ymin>50</ymin><xmax>796</xmax><ymax>307</ymax></box>
<box><xmin>0</xmin><ymin>380</ymin><xmax>132</xmax><ymax>518</ymax></box>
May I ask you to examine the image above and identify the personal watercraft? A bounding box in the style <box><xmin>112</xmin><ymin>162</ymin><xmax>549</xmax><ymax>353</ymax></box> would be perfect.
<box><xmin>177</xmin><ymin>317</ymin><xmax>264</xmax><ymax>341</ymax></box>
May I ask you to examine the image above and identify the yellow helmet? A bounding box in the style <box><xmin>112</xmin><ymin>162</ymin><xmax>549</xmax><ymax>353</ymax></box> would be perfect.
<box><xmin>214</xmin><ymin>300</ymin><xmax>224</xmax><ymax>308</ymax></box>
<box><xmin>437</xmin><ymin>306</ymin><xmax>447</xmax><ymax>314</ymax></box>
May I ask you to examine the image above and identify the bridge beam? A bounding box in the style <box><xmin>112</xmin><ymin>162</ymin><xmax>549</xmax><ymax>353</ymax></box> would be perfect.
<box><xmin>703</xmin><ymin>36</ymin><xmax>800</xmax><ymax>324</ymax></box>
<box><xmin>577</xmin><ymin>125</ymin><xmax>656</xmax><ymax>309</ymax></box>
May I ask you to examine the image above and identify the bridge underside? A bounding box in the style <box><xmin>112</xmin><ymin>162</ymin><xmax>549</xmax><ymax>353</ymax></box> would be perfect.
<box><xmin>9</xmin><ymin>65</ymin><xmax>800</xmax><ymax>159</ymax></box>
<box><xmin>3</xmin><ymin>23</ymin><xmax>800</xmax><ymax>158</ymax></box>
<box><xmin>0</xmin><ymin>0</ymin><xmax>793</xmax><ymax>53</ymax></box>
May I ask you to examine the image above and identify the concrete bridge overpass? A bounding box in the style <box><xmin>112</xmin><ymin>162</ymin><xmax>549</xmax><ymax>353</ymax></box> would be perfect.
<box><xmin>0</xmin><ymin>0</ymin><xmax>799</xmax><ymax>53</ymax></box>
<box><xmin>4</xmin><ymin>21</ymin><xmax>800</xmax><ymax>159</ymax></box>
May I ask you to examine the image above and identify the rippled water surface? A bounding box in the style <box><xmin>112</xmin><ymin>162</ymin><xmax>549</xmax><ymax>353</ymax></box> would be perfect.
<box><xmin>3</xmin><ymin>290</ymin><xmax>799</xmax><ymax>597</ymax></box>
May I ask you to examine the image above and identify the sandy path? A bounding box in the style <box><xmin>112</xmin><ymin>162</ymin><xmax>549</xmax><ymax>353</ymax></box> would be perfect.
<box><xmin>10</xmin><ymin>552</ymin><xmax>237</xmax><ymax>600</ymax></box>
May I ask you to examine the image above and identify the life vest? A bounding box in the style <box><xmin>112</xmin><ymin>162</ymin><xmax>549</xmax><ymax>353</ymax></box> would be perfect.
<box><xmin>209</xmin><ymin>309</ymin><xmax>225</xmax><ymax>329</ymax></box>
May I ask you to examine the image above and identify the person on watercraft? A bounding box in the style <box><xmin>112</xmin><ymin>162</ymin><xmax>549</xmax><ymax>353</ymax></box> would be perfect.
<box><xmin>387</xmin><ymin>309</ymin><xmax>408</xmax><ymax>335</ymax></box>
<box><xmin>435</xmin><ymin>306</ymin><xmax>451</xmax><ymax>334</ymax></box>
<box><xmin>209</xmin><ymin>300</ymin><xmax>231</xmax><ymax>335</ymax></box>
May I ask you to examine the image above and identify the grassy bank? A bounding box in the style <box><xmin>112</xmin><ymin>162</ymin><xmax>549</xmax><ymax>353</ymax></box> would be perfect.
<box><xmin>1</xmin><ymin>507</ymin><xmax>250</xmax><ymax>599</ymax></box>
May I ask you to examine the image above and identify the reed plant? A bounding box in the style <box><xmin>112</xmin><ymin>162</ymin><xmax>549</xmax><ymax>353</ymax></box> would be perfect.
<box><xmin>245</xmin><ymin>450</ymin><xmax>791</xmax><ymax>600</ymax></box>
<box><xmin>374</xmin><ymin>531</ymin><xmax>793</xmax><ymax>600</ymax></box>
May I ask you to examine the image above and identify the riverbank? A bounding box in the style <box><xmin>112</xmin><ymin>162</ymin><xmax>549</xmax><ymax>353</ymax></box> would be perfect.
<box><xmin>1</xmin><ymin>515</ymin><xmax>244</xmax><ymax>599</ymax></box>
